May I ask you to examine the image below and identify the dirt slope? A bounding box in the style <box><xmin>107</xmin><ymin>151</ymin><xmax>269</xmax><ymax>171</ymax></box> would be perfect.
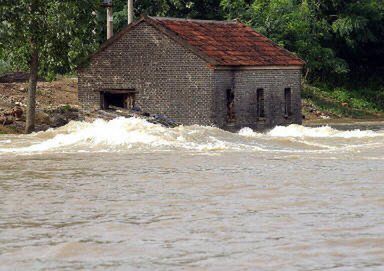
<box><xmin>0</xmin><ymin>77</ymin><xmax>79</xmax><ymax>133</ymax></box>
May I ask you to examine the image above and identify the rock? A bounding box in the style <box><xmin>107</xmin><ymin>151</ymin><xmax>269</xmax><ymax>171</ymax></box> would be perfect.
<box><xmin>40</xmin><ymin>105</ymin><xmax>80</xmax><ymax>128</ymax></box>
<box><xmin>11</xmin><ymin>106</ymin><xmax>23</xmax><ymax>120</ymax></box>
<box><xmin>0</xmin><ymin>72</ymin><xmax>29</xmax><ymax>83</ymax></box>
<box><xmin>35</xmin><ymin>111</ymin><xmax>51</xmax><ymax>125</ymax></box>
<box><xmin>63</xmin><ymin>110</ymin><xmax>80</xmax><ymax>122</ymax></box>
<box><xmin>49</xmin><ymin>115</ymin><xmax>68</xmax><ymax>127</ymax></box>
<box><xmin>151</xmin><ymin>114</ymin><xmax>178</xmax><ymax>128</ymax></box>
<box><xmin>34</xmin><ymin>124</ymin><xmax>51</xmax><ymax>132</ymax></box>
<box><xmin>132</xmin><ymin>105</ymin><xmax>142</xmax><ymax>112</ymax></box>
<box><xmin>0</xmin><ymin>115</ymin><xmax>14</xmax><ymax>125</ymax></box>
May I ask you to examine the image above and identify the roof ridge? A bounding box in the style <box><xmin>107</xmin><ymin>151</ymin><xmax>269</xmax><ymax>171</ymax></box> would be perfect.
<box><xmin>149</xmin><ymin>16</ymin><xmax>238</xmax><ymax>24</ymax></box>
<box><xmin>150</xmin><ymin>16</ymin><xmax>304</xmax><ymax>67</ymax></box>
<box><xmin>80</xmin><ymin>16</ymin><xmax>305</xmax><ymax>69</ymax></box>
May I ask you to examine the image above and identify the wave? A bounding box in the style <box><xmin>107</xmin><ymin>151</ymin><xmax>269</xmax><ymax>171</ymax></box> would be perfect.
<box><xmin>0</xmin><ymin>118</ymin><xmax>383</xmax><ymax>154</ymax></box>
<box><xmin>0</xmin><ymin>118</ymin><xmax>254</xmax><ymax>153</ymax></box>
<box><xmin>239</xmin><ymin>124</ymin><xmax>383</xmax><ymax>138</ymax></box>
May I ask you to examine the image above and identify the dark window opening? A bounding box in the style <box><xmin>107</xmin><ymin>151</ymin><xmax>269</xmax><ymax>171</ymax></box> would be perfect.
<box><xmin>284</xmin><ymin>88</ymin><xmax>292</xmax><ymax>116</ymax></box>
<box><xmin>256</xmin><ymin>88</ymin><xmax>265</xmax><ymax>118</ymax></box>
<box><xmin>226</xmin><ymin>88</ymin><xmax>235</xmax><ymax>122</ymax></box>
<box><xmin>101</xmin><ymin>90</ymin><xmax>136</xmax><ymax>110</ymax></box>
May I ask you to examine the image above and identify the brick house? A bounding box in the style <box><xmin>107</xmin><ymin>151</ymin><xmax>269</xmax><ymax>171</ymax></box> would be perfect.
<box><xmin>78</xmin><ymin>16</ymin><xmax>305</xmax><ymax>129</ymax></box>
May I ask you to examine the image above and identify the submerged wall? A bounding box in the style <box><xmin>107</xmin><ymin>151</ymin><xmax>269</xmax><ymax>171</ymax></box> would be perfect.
<box><xmin>213</xmin><ymin>68</ymin><xmax>303</xmax><ymax>129</ymax></box>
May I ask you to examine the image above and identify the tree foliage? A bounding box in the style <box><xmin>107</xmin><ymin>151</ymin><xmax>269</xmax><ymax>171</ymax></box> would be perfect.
<box><xmin>1</xmin><ymin>0</ymin><xmax>383</xmax><ymax>84</ymax></box>
<box><xmin>221</xmin><ymin>0</ymin><xmax>384</xmax><ymax>82</ymax></box>
<box><xmin>0</xmin><ymin>0</ymin><xmax>99</xmax><ymax>78</ymax></box>
<box><xmin>99</xmin><ymin>0</ymin><xmax>223</xmax><ymax>43</ymax></box>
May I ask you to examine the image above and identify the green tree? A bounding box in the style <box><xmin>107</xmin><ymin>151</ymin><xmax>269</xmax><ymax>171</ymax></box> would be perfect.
<box><xmin>0</xmin><ymin>0</ymin><xmax>98</xmax><ymax>132</ymax></box>
<box><xmin>98</xmin><ymin>0</ymin><xmax>223</xmax><ymax>43</ymax></box>
<box><xmin>323</xmin><ymin>0</ymin><xmax>384</xmax><ymax>81</ymax></box>
<box><xmin>220</xmin><ymin>0</ymin><xmax>384</xmax><ymax>83</ymax></box>
<box><xmin>221</xmin><ymin>0</ymin><xmax>348</xmax><ymax>80</ymax></box>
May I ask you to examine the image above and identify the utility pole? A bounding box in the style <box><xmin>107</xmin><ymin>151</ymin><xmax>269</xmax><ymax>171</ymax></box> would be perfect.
<box><xmin>128</xmin><ymin>0</ymin><xmax>133</xmax><ymax>24</ymax></box>
<box><xmin>101</xmin><ymin>0</ymin><xmax>113</xmax><ymax>39</ymax></box>
<box><xmin>107</xmin><ymin>6</ymin><xmax>113</xmax><ymax>39</ymax></box>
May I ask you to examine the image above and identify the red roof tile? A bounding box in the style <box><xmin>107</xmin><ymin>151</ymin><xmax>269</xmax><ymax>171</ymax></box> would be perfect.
<box><xmin>150</xmin><ymin>17</ymin><xmax>304</xmax><ymax>67</ymax></box>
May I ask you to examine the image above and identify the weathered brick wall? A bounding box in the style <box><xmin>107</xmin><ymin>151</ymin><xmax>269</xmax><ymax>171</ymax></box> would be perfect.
<box><xmin>79</xmin><ymin>21</ymin><xmax>302</xmax><ymax>129</ymax></box>
<box><xmin>213</xmin><ymin>70</ymin><xmax>233</xmax><ymax>127</ymax></box>
<box><xmin>213</xmin><ymin>69</ymin><xmax>302</xmax><ymax>129</ymax></box>
<box><xmin>78</xmin><ymin>22</ymin><xmax>215</xmax><ymax>125</ymax></box>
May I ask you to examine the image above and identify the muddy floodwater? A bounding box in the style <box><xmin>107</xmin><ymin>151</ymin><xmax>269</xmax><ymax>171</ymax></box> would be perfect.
<box><xmin>0</xmin><ymin>118</ymin><xmax>383</xmax><ymax>270</ymax></box>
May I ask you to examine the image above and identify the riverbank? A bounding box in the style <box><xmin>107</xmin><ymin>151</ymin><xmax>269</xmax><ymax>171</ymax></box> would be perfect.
<box><xmin>0</xmin><ymin>77</ymin><xmax>79</xmax><ymax>134</ymax></box>
<box><xmin>1</xmin><ymin>78</ymin><xmax>383</xmax><ymax>134</ymax></box>
<box><xmin>302</xmin><ymin>84</ymin><xmax>384</xmax><ymax>121</ymax></box>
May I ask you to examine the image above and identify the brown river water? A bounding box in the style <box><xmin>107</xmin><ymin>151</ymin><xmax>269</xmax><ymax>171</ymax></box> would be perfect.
<box><xmin>0</xmin><ymin>118</ymin><xmax>383</xmax><ymax>270</ymax></box>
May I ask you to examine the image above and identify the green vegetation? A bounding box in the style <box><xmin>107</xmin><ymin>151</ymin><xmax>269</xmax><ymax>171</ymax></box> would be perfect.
<box><xmin>0</xmin><ymin>59</ymin><xmax>11</xmax><ymax>75</ymax></box>
<box><xmin>0</xmin><ymin>0</ymin><xmax>99</xmax><ymax>78</ymax></box>
<box><xmin>221</xmin><ymin>0</ymin><xmax>384</xmax><ymax>83</ymax></box>
<box><xmin>303</xmin><ymin>84</ymin><xmax>384</xmax><ymax>118</ymax></box>
<box><xmin>0</xmin><ymin>0</ymin><xmax>383</xmax><ymax>118</ymax></box>
<box><xmin>0</xmin><ymin>125</ymin><xmax>17</xmax><ymax>134</ymax></box>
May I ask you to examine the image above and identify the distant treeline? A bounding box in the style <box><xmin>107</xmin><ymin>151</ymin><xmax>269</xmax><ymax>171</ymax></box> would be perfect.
<box><xmin>1</xmin><ymin>0</ymin><xmax>383</xmax><ymax>85</ymax></box>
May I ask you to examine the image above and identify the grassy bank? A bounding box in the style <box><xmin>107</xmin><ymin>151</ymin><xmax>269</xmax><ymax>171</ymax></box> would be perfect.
<box><xmin>302</xmin><ymin>83</ymin><xmax>384</xmax><ymax>121</ymax></box>
<box><xmin>0</xmin><ymin>125</ymin><xmax>17</xmax><ymax>134</ymax></box>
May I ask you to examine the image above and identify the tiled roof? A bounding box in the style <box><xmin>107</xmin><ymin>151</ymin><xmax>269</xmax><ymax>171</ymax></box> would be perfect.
<box><xmin>150</xmin><ymin>17</ymin><xmax>304</xmax><ymax>67</ymax></box>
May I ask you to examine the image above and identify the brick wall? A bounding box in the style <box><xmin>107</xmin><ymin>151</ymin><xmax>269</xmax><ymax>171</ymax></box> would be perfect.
<box><xmin>213</xmin><ymin>70</ymin><xmax>233</xmax><ymax>127</ymax></box>
<box><xmin>78</xmin><ymin>21</ymin><xmax>302</xmax><ymax>129</ymax></box>
<box><xmin>213</xmin><ymin>68</ymin><xmax>302</xmax><ymax>129</ymax></box>
<box><xmin>78</xmin><ymin>21</ymin><xmax>215</xmax><ymax>125</ymax></box>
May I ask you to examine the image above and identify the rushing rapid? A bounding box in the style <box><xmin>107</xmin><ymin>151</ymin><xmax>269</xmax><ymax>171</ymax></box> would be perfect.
<box><xmin>0</xmin><ymin>117</ymin><xmax>383</xmax><ymax>155</ymax></box>
<box><xmin>1</xmin><ymin>118</ymin><xmax>383</xmax><ymax>270</ymax></box>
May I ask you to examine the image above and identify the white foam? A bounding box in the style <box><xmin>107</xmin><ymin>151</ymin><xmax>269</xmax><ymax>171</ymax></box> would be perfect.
<box><xmin>0</xmin><ymin>118</ymin><xmax>382</xmax><ymax>154</ymax></box>
<box><xmin>238</xmin><ymin>127</ymin><xmax>261</xmax><ymax>137</ymax></box>
<box><xmin>0</xmin><ymin>118</ymin><xmax>248</xmax><ymax>153</ymax></box>
<box><xmin>239</xmin><ymin>124</ymin><xmax>384</xmax><ymax>139</ymax></box>
<box><xmin>267</xmin><ymin>124</ymin><xmax>382</xmax><ymax>138</ymax></box>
